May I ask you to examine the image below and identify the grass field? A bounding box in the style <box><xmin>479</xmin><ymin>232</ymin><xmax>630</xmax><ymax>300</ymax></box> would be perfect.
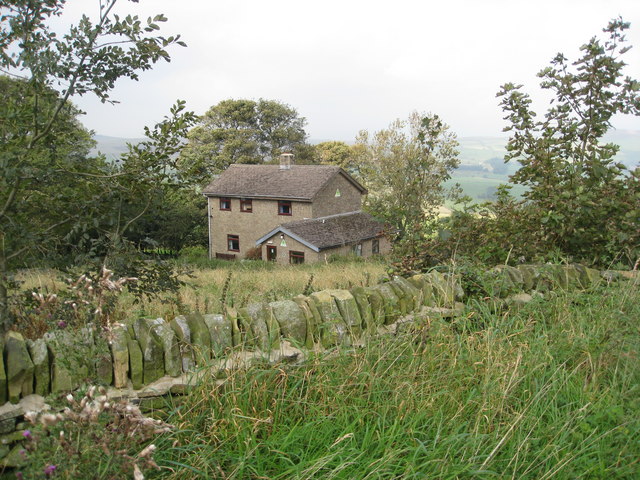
<box><xmin>14</xmin><ymin>254</ymin><xmax>389</xmax><ymax>326</ymax></box>
<box><xmin>148</xmin><ymin>278</ymin><xmax>640</xmax><ymax>479</ymax></box>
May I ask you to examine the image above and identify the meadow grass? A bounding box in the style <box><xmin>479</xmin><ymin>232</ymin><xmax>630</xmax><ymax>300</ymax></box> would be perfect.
<box><xmin>13</xmin><ymin>256</ymin><xmax>388</xmax><ymax>325</ymax></box>
<box><xmin>152</xmin><ymin>280</ymin><xmax>639</xmax><ymax>479</ymax></box>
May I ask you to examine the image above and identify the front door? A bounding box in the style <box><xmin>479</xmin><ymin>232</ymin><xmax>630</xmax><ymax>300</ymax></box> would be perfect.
<box><xmin>267</xmin><ymin>245</ymin><xmax>277</xmax><ymax>261</ymax></box>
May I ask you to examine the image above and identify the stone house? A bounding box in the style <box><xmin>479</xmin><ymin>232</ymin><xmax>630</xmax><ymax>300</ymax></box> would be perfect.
<box><xmin>202</xmin><ymin>156</ymin><xmax>391</xmax><ymax>264</ymax></box>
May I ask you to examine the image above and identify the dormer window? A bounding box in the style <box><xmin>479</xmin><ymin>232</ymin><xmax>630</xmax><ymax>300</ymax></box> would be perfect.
<box><xmin>219</xmin><ymin>198</ymin><xmax>231</xmax><ymax>211</ymax></box>
<box><xmin>278</xmin><ymin>200</ymin><xmax>292</xmax><ymax>216</ymax></box>
<box><xmin>240</xmin><ymin>198</ymin><xmax>253</xmax><ymax>213</ymax></box>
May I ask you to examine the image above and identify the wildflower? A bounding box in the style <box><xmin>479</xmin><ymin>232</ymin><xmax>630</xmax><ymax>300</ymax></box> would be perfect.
<box><xmin>24</xmin><ymin>411</ymin><xmax>38</xmax><ymax>424</ymax></box>
<box><xmin>44</xmin><ymin>464</ymin><xmax>57</xmax><ymax>476</ymax></box>
<box><xmin>21</xmin><ymin>430</ymin><xmax>31</xmax><ymax>440</ymax></box>
<box><xmin>41</xmin><ymin>413</ymin><xmax>59</xmax><ymax>427</ymax></box>
<box><xmin>15</xmin><ymin>472</ymin><xmax>23</xmax><ymax>480</ymax></box>
<box><xmin>57</xmin><ymin>320</ymin><xmax>67</xmax><ymax>329</ymax></box>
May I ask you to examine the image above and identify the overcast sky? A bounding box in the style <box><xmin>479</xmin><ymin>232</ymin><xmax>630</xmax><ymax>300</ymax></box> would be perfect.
<box><xmin>57</xmin><ymin>0</ymin><xmax>640</xmax><ymax>141</ymax></box>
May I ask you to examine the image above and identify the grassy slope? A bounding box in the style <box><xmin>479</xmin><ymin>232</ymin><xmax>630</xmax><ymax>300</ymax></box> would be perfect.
<box><xmin>153</xmin><ymin>280</ymin><xmax>640</xmax><ymax>479</ymax></box>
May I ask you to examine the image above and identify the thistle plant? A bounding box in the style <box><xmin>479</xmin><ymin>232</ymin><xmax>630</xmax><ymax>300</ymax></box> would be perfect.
<box><xmin>18</xmin><ymin>386</ymin><xmax>171</xmax><ymax>479</ymax></box>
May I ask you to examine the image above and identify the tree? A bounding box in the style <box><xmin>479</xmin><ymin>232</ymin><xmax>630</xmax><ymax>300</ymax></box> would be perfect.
<box><xmin>497</xmin><ymin>17</ymin><xmax>640</xmax><ymax>265</ymax></box>
<box><xmin>356</xmin><ymin>112</ymin><xmax>460</xmax><ymax>255</ymax></box>
<box><xmin>0</xmin><ymin>0</ymin><xmax>193</xmax><ymax>330</ymax></box>
<box><xmin>178</xmin><ymin>98</ymin><xmax>308</xmax><ymax>185</ymax></box>
<box><xmin>313</xmin><ymin>141</ymin><xmax>360</xmax><ymax>173</ymax></box>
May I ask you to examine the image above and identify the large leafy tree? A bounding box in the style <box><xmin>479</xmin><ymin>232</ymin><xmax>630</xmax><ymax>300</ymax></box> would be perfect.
<box><xmin>178</xmin><ymin>98</ymin><xmax>308</xmax><ymax>185</ymax></box>
<box><xmin>356</xmin><ymin>112</ymin><xmax>460</xmax><ymax>255</ymax></box>
<box><xmin>497</xmin><ymin>17</ymin><xmax>640</xmax><ymax>265</ymax></box>
<box><xmin>0</xmin><ymin>0</ymin><xmax>195</xmax><ymax>330</ymax></box>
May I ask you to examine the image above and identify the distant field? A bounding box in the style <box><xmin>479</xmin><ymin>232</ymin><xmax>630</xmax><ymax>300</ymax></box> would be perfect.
<box><xmin>446</xmin><ymin>174</ymin><xmax>527</xmax><ymax>202</ymax></box>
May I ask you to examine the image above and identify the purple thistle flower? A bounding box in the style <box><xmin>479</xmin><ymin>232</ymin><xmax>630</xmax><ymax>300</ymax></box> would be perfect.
<box><xmin>22</xmin><ymin>430</ymin><xmax>31</xmax><ymax>439</ymax></box>
<box><xmin>57</xmin><ymin>320</ymin><xmax>67</xmax><ymax>329</ymax></box>
<box><xmin>15</xmin><ymin>472</ymin><xmax>23</xmax><ymax>480</ymax></box>
<box><xmin>44</xmin><ymin>464</ymin><xmax>57</xmax><ymax>476</ymax></box>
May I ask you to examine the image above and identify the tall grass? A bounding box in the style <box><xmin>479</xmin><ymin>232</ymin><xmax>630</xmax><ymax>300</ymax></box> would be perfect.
<box><xmin>153</xmin><ymin>281</ymin><xmax>639</xmax><ymax>478</ymax></box>
<box><xmin>14</xmin><ymin>258</ymin><xmax>387</xmax><ymax>325</ymax></box>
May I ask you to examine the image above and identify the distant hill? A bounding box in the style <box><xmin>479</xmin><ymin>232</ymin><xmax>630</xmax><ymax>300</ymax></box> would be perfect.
<box><xmin>94</xmin><ymin>131</ymin><xmax>639</xmax><ymax>201</ymax></box>
<box><xmin>91</xmin><ymin>134</ymin><xmax>145</xmax><ymax>159</ymax></box>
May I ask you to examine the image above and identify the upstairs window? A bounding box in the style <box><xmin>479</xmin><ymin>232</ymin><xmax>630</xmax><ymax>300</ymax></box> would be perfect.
<box><xmin>240</xmin><ymin>198</ymin><xmax>253</xmax><ymax>213</ymax></box>
<box><xmin>278</xmin><ymin>200</ymin><xmax>292</xmax><ymax>216</ymax></box>
<box><xmin>289</xmin><ymin>251</ymin><xmax>305</xmax><ymax>264</ymax></box>
<box><xmin>219</xmin><ymin>198</ymin><xmax>231</xmax><ymax>211</ymax></box>
<box><xmin>227</xmin><ymin>234</ymin><xmax>239</xmax><ymax>252</ymax></box>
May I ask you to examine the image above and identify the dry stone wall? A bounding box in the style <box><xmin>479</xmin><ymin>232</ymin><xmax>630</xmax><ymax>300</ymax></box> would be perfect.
<box><xmin>0</xmin><ymin>263</ymin><xmax>634</xmax><ymax>411</ymax></box>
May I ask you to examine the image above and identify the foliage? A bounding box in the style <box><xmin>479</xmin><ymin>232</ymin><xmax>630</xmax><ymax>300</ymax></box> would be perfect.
<box><xmin>15</xmin><ymin>386</ymin><xmax>170</xmax><ymax>479</ymax></box>
<box><xmin>313</xmin><ymin>140</ymin><xmax>359</xmax><ymax>173</ymax></box>
<box><xmin>178</xmin><ymin>98</ymin><xmax>308</xmax><ymax>185</ymax></box>
<box><xmin>356</xmin><ymin>112</ymin><xmax>460</xmax><ymax>255</ymax></box>
<box><xmin>0</xmin><ymin>0</ymin><xmax>196</xmax><ymax>330</ymax></box>
<box><xmin>10</xmin><ymin>267</ymin><xmax>136</xmax><ymax>340</ymax></box>
<box><xmin>153</xmin><ymin>281</ymin><xmax>640</xmax><ymax>479</ymax></box>
<box><xmin>495</xmin><ymin>18</ymin><xmax>640</xmax><ymax>266</ymax></box>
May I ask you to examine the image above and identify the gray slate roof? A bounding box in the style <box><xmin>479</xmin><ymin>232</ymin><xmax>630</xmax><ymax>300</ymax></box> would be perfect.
<box><xmin>256</xmin><ymin>211</ymin><xmax>386</xmax><ymax>252</ymax></box>
<box><xmin>202</xmin><ymin>164</ymin><xmax>366</xmax><ymax>201</ymax></box>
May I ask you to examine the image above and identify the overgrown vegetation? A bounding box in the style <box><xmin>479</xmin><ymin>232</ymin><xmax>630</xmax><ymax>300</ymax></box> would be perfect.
<box><xmin>147</xmin><ymin>279</ymin><xmax>639</xmax><ymax>479</ymax></box>
<box><xmin>423</xmin><ymin>18</ymin><xmax>639</xmax><ymax>269</ymax></box>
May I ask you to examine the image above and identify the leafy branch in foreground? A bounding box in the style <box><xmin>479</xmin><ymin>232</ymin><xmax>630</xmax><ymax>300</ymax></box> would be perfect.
<box><xmin>496</xmin><ymin>17</ymin><xmax>640</xmax><ymax>265</ymax></box>
<box><xmin>0</xmin><ymin>0</ymin><xmax>193</xmax><ymax>330</ymax></box>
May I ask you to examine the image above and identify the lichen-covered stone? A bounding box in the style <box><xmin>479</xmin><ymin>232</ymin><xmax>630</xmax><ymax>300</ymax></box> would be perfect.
<box><xmin>132</xmin><ymin>318</ymin><xmax>166</xmax><ymax>384</ymax></box>
<box><xmin>170</xmin><ymin>316</ymin><xmax>195</xmax><ymax>372</ymax></box>
<box><xmin>226</xmin><ymin>308</ymin><xmax>244</xmax><ymax>347</ymax></box>
<box><xmin>310</xmin><ymin>290</ymin><xmax>348</xmax><ymax>347</ymax></box>
<box><xmin>0</xmin><ymin>339</ymin><xmax>7</xmax><ymax>404</ymax></box>
<box><xmin>4</xmin><ymin>332</ymin><xmax>34</xmax><ymax>403</ymax></box>
<box><xmin>202</xmin><ymin>314</ymin><xmax>233</xmax><ymax>356</ymax></box>
<box><xmin>362</xmin><ymin>287</ymin><xmax>386</xmax><ymax>326</ymax></box>
<box><xmin>370</xmin><ymin>283</ymin><xmax>401</xmax><ymax>325</ymax></box>
<box><xmin>387</xmin><ymin>281</ymin><xmax>412</xmax><ymax>314</ymax></box>
<box><xmin>270</xmin><ymin>300</ymin><xmax>307</xmax><ymax>345</ymax></box>
<box><xmin>150</xmin><ymin>318</ymin><xmax>181</xmax><ymax>377</ymax></box>
<box><xmin>185</xmin><ymin>313</ymin><xmax>212</xmax><ymax>363</ymax></box>
<box><xmin>95</xmin><ymin>349</ymin><xmax>113</xmax><ymax>386</ymax></box>
<box><xmin>349</xmin><ymin>286</ymin><xmax>374</xmax><ymax>330</ymax></box>
<box><xmin>0</xmin><ymin>444</ymin><xmax>28</xmax><ymax>468</ymax></box>
<box><xmin>292</xmin><ymin>295</ymin><xmax>321</xmax><ymax>346</ymax></box>
<box><xmin>243</xmin><ymin>303</ymin><xmax>280</xmax><ymax>351</ymax></box>
<box><xmin>572</xmin><ymin>264</ymin><xmax>601</xmax><ymax>288</ymax></box>
<box><xmin>517</xmin><ymin>265</ymin><xmax>538</xmax><ymax>291</ymax></box>
<box><xmin>505</xmin><ymin>293</ymin><xmax>534</xmax><ymax>308</ymax></box>
<box><xmin>127</xmin><ymin>338</ymin><xmax>144</xmax><ymax>389</ymax></box>
<box><xmin>392</xmin><ymin>277</ymin><xmax>423</xmax><ymax>311</ymax></box>
<box><xmin>327</xmin><ymin>289</ymin><xmax>362</xmax><ymax>336</ymax></box>
<box><xmin>110</xmin><ymin>327</ymin><xmax>130</xmax><ymax>389</ymax></box>
<box><xmin>26</xmin><ymin>339</ymin><xmax>49</xmax><ymax>397</ymax></box>
<box><xmin>44</xmin><ymin>332</ymin><xmax>72</xmax><ymax>394</ymax></box>
<box><xmin>423</xmin><ymin>271</ymin><xmax>455</xmax><ymax>306</ymax></box>
<box><xmin>488</xmin><ymin>265</ymin><xmax>525</xmax><ymax>298</ymax></box>
<box><xmin>44</xmin><ymin>330</ymin><xmax>93</xmax><ymax>393</ymax></box>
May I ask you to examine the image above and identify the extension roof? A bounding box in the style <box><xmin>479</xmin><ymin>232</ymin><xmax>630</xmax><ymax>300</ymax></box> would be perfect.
<box><xmin>255</xmin><ymin>211</ymin><xmax>386</xmax><ymax>252</ymax></box>
<box><xmin>202</xmin><ymin>164</ymin><xmax>366</xmax><ymax>201</ymax></box>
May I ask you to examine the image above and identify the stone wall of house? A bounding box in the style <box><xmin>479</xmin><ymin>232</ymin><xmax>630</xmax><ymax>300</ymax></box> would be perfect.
<box><xmin>311</xmin><ymin>174</ymin><xmax>363</xmax><ymax>218</ymax></box>
<box><xmin>0</xmin><ymin>263</ymin><xmax>634</xmax><ymax>439</ymax></box>
<box><xmin>208</xmin><ymin>197</ymin><xmax>313</xmax><ymax>259</ymax></box>
<box><xmin>261</xmin><ymin>233</ymin><xmax>391</xmax><ymax>264</ymax></box>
